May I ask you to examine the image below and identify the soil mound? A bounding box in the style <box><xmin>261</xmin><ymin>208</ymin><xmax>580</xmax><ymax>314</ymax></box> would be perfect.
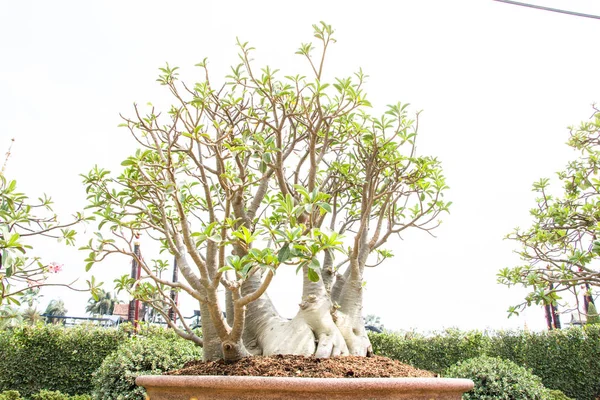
<box><xmin>168</xmin><ymin>354</ymin><xmax>435</xmax><ymax>378</ymax></box>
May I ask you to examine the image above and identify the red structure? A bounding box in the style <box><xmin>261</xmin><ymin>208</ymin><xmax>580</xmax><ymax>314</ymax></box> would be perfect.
<box><xmin>583</xmin><ymin>283</ymin><xmax>595</xmax><ymax>314</ymax></box>
<box><xmin>127</xmin><ymin>241</ymin><xmax>142</xmax><ymax>331</ymax></box>
<box><xmin>544</xmin><ymin>283</ymin><xmax>561</xmax><ymax>330</ymax></box>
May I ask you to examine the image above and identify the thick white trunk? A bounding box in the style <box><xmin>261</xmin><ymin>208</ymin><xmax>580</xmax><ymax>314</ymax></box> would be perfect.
<box><xmin>201</xmin><ymin>259</ymin><xmax>372</xmax><ymax>360</ymax></box>
<box><xmin>198</xmin><ymin>301</ymin><xmax>224</xmax><ymax>361</ymax></box>
<box><xmin>238</xmin><ymin>265</ymin><xmax>371</xmax><ymax>358</ymax></box>
<box><xmin>335</xmin><ymin>277</ymin><xmax>373</xmax><ymax>356</ymax></box>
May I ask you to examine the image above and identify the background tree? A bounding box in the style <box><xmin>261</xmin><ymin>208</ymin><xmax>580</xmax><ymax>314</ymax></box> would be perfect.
<box><xmin>19</xmin><ymin>287</ymin><xmax>43</xmax><ymax>326</ymax></box>
<box><xmin>83</xmin><ymin>23</ymin><xmax>450</xmax><ymax>362</ymax></box>
<box><xmin>1</xmin><ymin>142</ymin><xmax>90</xmax><ymax>305</ymax></box>
<box><xmin>21</xmin><ymin>307</ymin><xmax>42</xmax><ymax>326</ymax></box>
<box><xmin>85</xmin><ymin>289</ymin><xmax>121</xmax><ymax>316</ymax></box>
<box><xmin>364</xmin><ymin>314</ymin><xmax>385</xmax><ymax>332</ymax></box>
<box><xmin>500</xmin><ymin>107</ymin><xmax>600</xmax><ymax>316</ymax></box>
<box><xmin>43</xmin><ymin>299</ymin><xmax>67</xmax><ymax>324</ymax></box>
<box><xmin>587</xmin><ymin>302</ymin><xmax>600</xmax><ymax>325</ymax></box>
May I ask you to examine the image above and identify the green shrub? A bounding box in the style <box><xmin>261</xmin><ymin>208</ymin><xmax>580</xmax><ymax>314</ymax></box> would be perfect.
<box><xmin>444</xmin><ymin>356</ymin><xmax>553</xmax><ymax>400</ymax></box>
<box><xmin>91</xmin><ymin>332</ymin><xmax>202</xmax><ymax>400</ymax></box>
<box><xmin>0</xmin><ymin>325</ymin><xmax>126</xmax><ymax>398</ymax></box>
<box><xmin>31</xmin><ymin>390</ymin><xmax>91</xmax><ymax>400</ymax></box>
<box><xmin>0</xmin><ymin>390</ymin><xmax>91</xmax><ymax>400</ymax></box>
<box><xmin>546</xmin><ymin>389</ymin><xmax>575</xmax><ymax>400</ymax></box>
<box><xmin>0</xmin><ymin>391</ymin><xmax>22</xmax><ymax>400</ymax></box>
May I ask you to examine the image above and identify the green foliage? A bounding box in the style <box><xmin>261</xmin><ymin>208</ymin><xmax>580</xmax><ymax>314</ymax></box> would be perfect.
<box><xmin>85</xmin><ymin>289</ymin><xmax>121</xmax><ymax>316</ymax></box>
<box><xmin>0</xmin><ymin>305</ymin><xmax>22</xmax><ymax>328</ymax></box>
<box><xmin>444</xmin><ymin>356</ymin><xmax>560</xmax><ymax>400</ymax></box>
<box><xmin>20</xmin><ymin>308</ymin><xmax>43</xmax><ymax>326</ymax></box>
<box><xmin>0</xmin><ymin>389</ymin><xmax>92</xmax><ymax>400</ymax></box>
<box><xmin>43</xmin><ymin>299</ymin><xmax>67</xmax><ymax>324</ymax></box>
<box><xmin>91</xmin><ymin>331</ymin><xmax>202</xmax><ymax>400</ymax></box>
<box><xmin>369</xmin><ymin>329</ymin><xmax>487</xmax><ymax>373</ymax></box>
<box><xmin>0</xmin><ymin>175</ymin><xmax>89</xmax><ymax>305</ymax></box>
<box><xmin>31</xmin><ymin>390</ymin><xmax>91</xmax><ymax>400</ymax></box>
<box><xmin>586</xmin><ymin>302</ymin><xmax>599</xmax><ymax>325</ymax></box>
<box><xmin>546</xmin><ymin>390</ymin><xmax>575</xmax><ymax>400</ymax></box>
<box><xmin>0</xmin><ymin>325</ymin><xmax>126</xmax><ymax>398</ymax></box>
<box><xmin>501</xmin><ymin>109</ymin><xmax>600</xmax><ymax>317</ymax></box>
<box><xmin>0</xmin><ymin>391</ymin><xmax>22</xmax><ymax>400</ymax></box>
<box><xmin>487</xmin><ymin>327</ymin><xmax>600</xmax><ymax>400</ymax></box>
<box><xmin>370</xmin><ymin>325</ymin><xmax>600</xmax><ymax>400</ymax></box>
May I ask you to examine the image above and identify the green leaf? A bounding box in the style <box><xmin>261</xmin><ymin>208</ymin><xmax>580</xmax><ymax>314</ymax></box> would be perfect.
<box><xmin>318</xmin><ymin>203</ymin><xmax>332</xmax><ymax>214</ymax></box>
<box><xmin>307</xmin><ymin>267</ymin><xmax>320</xmax><ymax>282</ymax></box>
<box><xmin>6</xmin><ymin>296</ymin><xmax>20</xmax><ymax>306</ymax></box>
<box><xmin>277</xmin><ymin>243</ymin><xmax>291</xmax><ymax>263</ymax></box>
<box><xmin>310</xmin><ymin>256</ymin><xmax>320</xmax><ymax>269</ymax></box>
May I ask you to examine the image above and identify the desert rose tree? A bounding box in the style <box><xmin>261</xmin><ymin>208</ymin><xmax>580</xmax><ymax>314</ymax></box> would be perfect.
<box><xmin>500</xmin><ymin>108</ymin><xmax>600</xmax><ymax>317</ymax></box>
<box><xmin>1</xmin><ymin>145</ymin><xmax>88</xmax><ymax>305</ymax></box>
<box><xmin>82</xmin><ymin>23</ymin><xmax>450</xmax><ymax>362</ymax></box>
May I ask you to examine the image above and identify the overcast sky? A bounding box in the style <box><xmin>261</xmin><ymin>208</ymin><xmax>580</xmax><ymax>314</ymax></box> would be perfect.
<box><xmin>1</xmin><ymin>0</ymin><xmax>600</xmax><ymax>332</ymax></box>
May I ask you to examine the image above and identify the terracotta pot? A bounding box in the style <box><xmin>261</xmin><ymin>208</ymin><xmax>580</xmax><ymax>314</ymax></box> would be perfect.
<box><xmin>136</xmin><ymin>375</ymin><xmax>474</xmax><ymax>399</ymax></box>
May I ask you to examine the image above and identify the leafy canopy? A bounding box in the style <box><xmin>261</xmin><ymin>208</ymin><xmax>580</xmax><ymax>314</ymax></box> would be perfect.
<box><xmin>501</xmin><ymin>107</ymin><xmax>600</xmax><ymax>316</ymax></box>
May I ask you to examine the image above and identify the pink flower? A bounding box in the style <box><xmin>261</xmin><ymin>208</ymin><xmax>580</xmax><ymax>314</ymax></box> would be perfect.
<box><xmin>47</xmin><ymin>262</ymin><xmax>63</xmax><ymax>273</ymax></box>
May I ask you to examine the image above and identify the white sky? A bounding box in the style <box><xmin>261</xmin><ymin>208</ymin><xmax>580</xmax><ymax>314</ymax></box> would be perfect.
<box><xmin>1</xmin><ymin>0</ymin><xmax>600</xmax><ymax>332</ymax></box>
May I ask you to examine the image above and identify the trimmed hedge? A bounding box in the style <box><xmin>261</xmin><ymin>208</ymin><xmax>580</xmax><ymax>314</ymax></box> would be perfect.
<box><xmin>487</xmin><ymin>328</ymin><xmax>600</xmax><ymax>400</ymax></box>
<box><xmin>370</xmin><ymin>325</ymin><xmax>600</xmax><ymax>400</ymax></box>
<box><xmin>0</xmin><ymin>324</ymin><xmax>127</xmax><ymax>398</ymax></box>
<box><xmin>369</xmin><ymin>328</ymin><xmax>487</xmax><ymax>373</ymax></box>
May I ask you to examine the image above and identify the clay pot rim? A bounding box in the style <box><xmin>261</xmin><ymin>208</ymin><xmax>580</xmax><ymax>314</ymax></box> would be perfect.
<box><xmin>137</xmin><ymin>375</ymin><xmax>474</xmax><ymax>392</ymax></box>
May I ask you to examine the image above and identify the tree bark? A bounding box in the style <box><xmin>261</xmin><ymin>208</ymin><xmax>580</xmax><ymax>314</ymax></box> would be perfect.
<box><xmin>237</xmin><ymin>264</ymin><xmax>372</xmax><ymax>359</ymax></box>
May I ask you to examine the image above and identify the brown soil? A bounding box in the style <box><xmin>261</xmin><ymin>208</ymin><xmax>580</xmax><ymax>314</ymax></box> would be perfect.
<box><xmin>168</xmin><ymin>355</ymin><xmax>436</xmax><ymax>378</ymax></box>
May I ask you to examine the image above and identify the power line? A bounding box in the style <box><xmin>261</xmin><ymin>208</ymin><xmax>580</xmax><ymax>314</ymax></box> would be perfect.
<box><xmin>493</xmin><ymin>0</ymin><xmax>600</xmax><ymax>20</ymax></box>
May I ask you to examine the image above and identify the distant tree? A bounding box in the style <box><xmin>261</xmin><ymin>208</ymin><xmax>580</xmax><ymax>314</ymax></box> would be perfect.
<box><xmin>86</xmin><ymin>289</ymin><xmax>121</xmax><ymax>316</ymax></box>
<box><xmin>22</xmin><ymin>307</ymin><xmax>42</xmax><ymax>325</ymax></box>
<box><xmin>43</xmin><ymin>299</ymin><xmax>67</xmax><ymax>324</ymax></box>
<box><xmin>364</xmin><ymin>314</ymin><xmax>384</xmax><ymax>331</ymax></box>
<box><xmin>587</xmin><ymin>302</ymin><xmax>600</xmax><ymax>325</ymax></box>
<box><xmin>500</xmin><ymin>107</ymin><xmax>600</xmax><ymax>316</ymax></box>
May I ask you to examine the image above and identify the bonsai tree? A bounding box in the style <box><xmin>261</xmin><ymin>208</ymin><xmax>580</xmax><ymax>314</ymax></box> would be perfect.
<box><xmin>82</xmin><ymin>22</ymin><xmax>450</xmax><ymax>362</ymax></box>
<box><xmin>500</xmin><ymin>107</ymin><xmax>600</xmax><ymax>316</ymax></box>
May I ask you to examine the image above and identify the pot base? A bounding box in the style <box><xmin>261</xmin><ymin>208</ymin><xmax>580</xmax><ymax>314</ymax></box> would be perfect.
<box><xmin>137</xmin><ymin>375</ymin><xmax>474</xmax><ymax>399</ymax></box>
